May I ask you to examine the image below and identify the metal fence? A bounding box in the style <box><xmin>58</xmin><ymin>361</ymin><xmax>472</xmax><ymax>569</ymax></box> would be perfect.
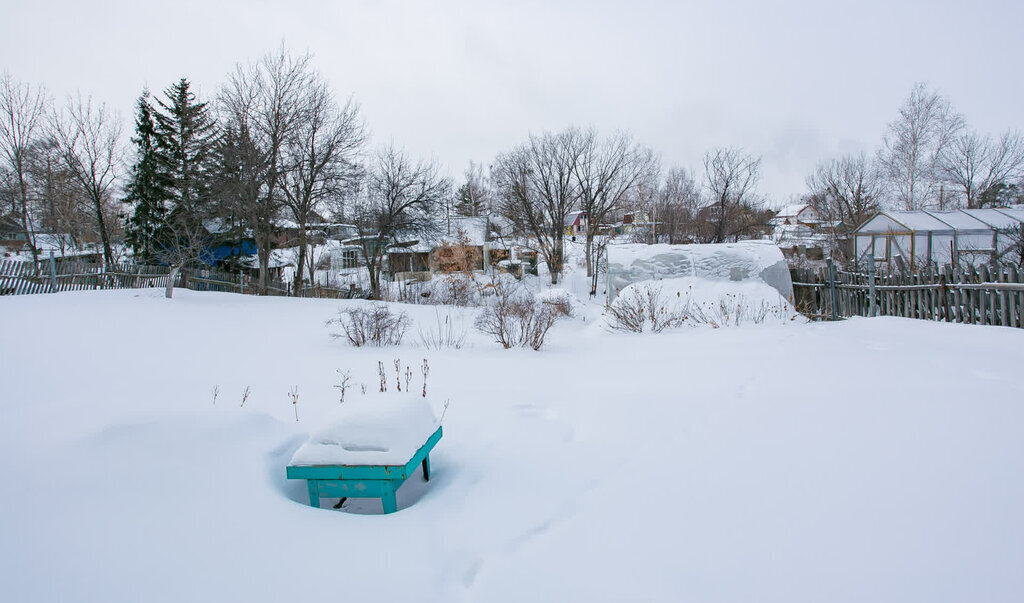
<box><xmin>792</xmin><ymin>259</ymin><xmax>1024</xmax><ymax>328</ymax></box>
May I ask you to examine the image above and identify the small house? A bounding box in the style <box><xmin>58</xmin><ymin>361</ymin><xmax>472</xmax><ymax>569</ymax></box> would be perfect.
<box><xmin>565</xmin><ymin>211</ymin><xmax>588</xmax><ymax>238</ymax></box>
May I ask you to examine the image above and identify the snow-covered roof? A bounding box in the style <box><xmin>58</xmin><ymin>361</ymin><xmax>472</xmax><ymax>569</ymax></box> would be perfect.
<box><xmin>774</xmin><ymin>203</ymin><xmax>807</xmax><ymax>218</ymax></box>
<box><xmin>203</xmin><ymin>218</ymin><xmax>232</xmax><ymax>235</ymax></box>
<box><xmin>240</xmin><ymin>249</ymin><xmax>294</xmax><ymax>269</ymax></box>
<box><xmin>440</xmin><ymin>216</ymin><xmax>489</xmax><ymax>246</ymax></box>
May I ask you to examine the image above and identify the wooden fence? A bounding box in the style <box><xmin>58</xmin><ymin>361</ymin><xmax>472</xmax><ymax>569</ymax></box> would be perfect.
<box><xmin>792</xmin><ymin>261</ymin><xmax>1024</xmax><ymax>328</ymax></box>
<box><xmin>0</xmin><ymin>258</ymin><xmax>363</xmax><ymax>299</ymax></box>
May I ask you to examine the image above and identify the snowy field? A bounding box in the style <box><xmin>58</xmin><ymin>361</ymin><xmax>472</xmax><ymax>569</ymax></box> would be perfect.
<box><xmin>2</xmin><ymin>288</ymin><xmax>1023</xmax><ymax>602</ymax></box>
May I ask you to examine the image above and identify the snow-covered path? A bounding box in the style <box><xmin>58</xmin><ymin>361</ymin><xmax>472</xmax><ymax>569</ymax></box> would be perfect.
<box><xmin>2</xmin><ymin>289</ymin><xmax>1022</xmax><ymax>602</ymax></box>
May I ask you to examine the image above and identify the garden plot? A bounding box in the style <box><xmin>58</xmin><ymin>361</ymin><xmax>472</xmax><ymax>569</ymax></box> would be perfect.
<box><xmin>2</xmin><ymin>287</ymin><xmax>1023</xmax><ymax>602</ymax></box>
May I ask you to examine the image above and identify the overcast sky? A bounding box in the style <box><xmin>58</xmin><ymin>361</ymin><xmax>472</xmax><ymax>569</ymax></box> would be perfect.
<box><xmin>3</xmin><ymin>0</ymin><xmax>1022</xmax><ymax>205</ymax></box>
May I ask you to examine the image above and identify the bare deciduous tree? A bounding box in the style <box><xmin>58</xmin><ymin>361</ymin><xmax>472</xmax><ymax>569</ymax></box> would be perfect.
<box><xmin>30</xmin><ymin>139</ymin><xmax>90</xmax><ymax>254</ymax></box>
<box><xmin>454</xmin><ymin>161</ymin><xmax>491</xmax><ymax>218</ymax></box>
<box><xmin>352</xmin><ymin>145</ymin><xmax>449</xmax><ymax>299</ymax></box>
<box><xmin>50</xmin><ymin>94</ymin><xmax>122</xmax><ymax>263</ymax></box>
<box><xmin>282</xmin><ymin>77</ymin><xmax>366</xmax><ymax>294</ymax></box>
<box><xmin>652</xmin><ymin>166</ymin><xmax>702</xmax><ymax>244</ymax></box>
<box><xmin>878</xmin><ymin>82</ymin><xmax>965</xmax><ymax>210</ymax></box>
<box><xmin>493</xmin><ymin>129</ymin><xmax>581</xmax><ymax>284</ymax></box>
<box><xmin>219</xmin><ymin>45</ymin><xmax>314</xmax><ymax>294</ymax></box>
<box><xmin>572</xmin><ymin>128</ymin><xmax>658</xmax><ymax>277</ymax></box>
<box><xmin>806</xmin><ymin>153</ymin><xmax>881</xmax><ymax>260</ymax></box>
<box><xmin>0</xmin><ymin>73</ymin><xmax>49</xmax><ymax>266</ymax></box>
<box><xmin>702</xmin><ymin>147</ymin><xmax>764</xmax><ymax>243</ymax></box>
<box><xmin>939</xmin><ymin>129</ymin><xmax>1024</xmax><ymax>209</ymax></box>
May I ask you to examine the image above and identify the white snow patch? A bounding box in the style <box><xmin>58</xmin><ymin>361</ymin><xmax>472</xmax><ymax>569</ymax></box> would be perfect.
<box><xmin>290</xmin><ymin>394</ymin><xmax>439</xmax><ymax>466</ymax></box>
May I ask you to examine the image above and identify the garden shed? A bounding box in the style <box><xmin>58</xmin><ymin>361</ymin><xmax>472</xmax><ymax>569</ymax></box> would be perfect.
<box><xmin>854</xmin><ymin>208</ymin><xmax>1024</xmax><ymax>268</ymax></box>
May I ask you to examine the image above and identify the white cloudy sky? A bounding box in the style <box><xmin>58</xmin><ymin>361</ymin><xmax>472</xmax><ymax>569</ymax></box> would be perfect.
<box><xmin>3</xmin><ymin>0</ymin><xmax>1022</xmax><ymax>204</ymax></box>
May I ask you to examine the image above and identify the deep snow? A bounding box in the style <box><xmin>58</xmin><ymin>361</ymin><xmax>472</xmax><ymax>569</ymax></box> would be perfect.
<box><xmin>2</xmin><ymin>288</ymin><xmax>1023</xmax><ymax>602</ymax></box>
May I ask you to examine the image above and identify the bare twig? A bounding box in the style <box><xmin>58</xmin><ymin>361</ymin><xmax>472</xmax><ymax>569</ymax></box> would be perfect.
<box><xmin>334</xmin><ymin>370</ymin><xmax>352</xmax><ymax>404</ymax></box>
<box><xmin>240</xmin><ymin>385</ymin><xmax>251</xmax><ymax>407</ymax></box>
<box><xmin>289</xmin><ymin>386</ymin><xmax>299</xmax><ymax>421</ymax></box>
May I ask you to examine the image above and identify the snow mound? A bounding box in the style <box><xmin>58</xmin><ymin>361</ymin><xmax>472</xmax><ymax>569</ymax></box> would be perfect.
<box><xmin>610</xmin><ymin>276</ymin><xmax>801</xmax><ymax>330</ymax></box>
<box><xmin>289</xmin><ymin>395</ymin><xmax>439</xmax><ymax>466</ymax></box>
<box><xmin>607</xmin><ymin>241</ymin><xmax>794</xmax><ymax>303</ymax></box>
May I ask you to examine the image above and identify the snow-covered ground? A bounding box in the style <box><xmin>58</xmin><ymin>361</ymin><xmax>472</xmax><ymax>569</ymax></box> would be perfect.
<box><xmin>2</xmin><ymin>287</ymin><xmax>1023</xmax><ymax>602</ymax></box>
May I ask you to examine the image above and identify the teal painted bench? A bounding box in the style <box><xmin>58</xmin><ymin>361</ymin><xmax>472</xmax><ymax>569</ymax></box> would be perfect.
<box><xmin>286</xmin><ymin>426</ymin><xmax>442</xmax><ymax>513</ymax></box>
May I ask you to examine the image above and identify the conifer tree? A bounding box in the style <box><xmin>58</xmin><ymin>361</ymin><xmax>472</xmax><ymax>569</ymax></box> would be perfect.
<box><xmin>153</xmin><ymin>78</ymin><xmax>218</xmax><ymax>223</ymax></box>
<box><xmin>123</xmin><ymin>91</ymin><xmax>170</xmax><ymax>263</ymax></box>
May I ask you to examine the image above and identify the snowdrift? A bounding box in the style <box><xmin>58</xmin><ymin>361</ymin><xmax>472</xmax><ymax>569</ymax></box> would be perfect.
<box><xmin>290</xmin><ymin>395</ymin><xmax>439</xmax><ymax>466</ymax></box>
<box><xmin>609</xmin><ymin>276</ymin><xmax>801</xmax><ymax>330</ymax></box>
<box><xmin>606</xmin><ymin>241</ymin><xmax>794</xmax><ymax>303</ymax></box>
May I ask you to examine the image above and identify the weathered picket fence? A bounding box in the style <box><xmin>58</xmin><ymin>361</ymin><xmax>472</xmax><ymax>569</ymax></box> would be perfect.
<box><xmin>792</xmin><ymin>260</ymin><xmax>1024</xmax><ymax>328</ymax></box>
<box><xmin>0</xmin><ymin>259</ymin><xmax>177</xmax><ymax>296</ymax></box>
<box><xmin>0</xmin><ymin>257</ymin><xmax>364</xmax><ymax>299</ymax></box>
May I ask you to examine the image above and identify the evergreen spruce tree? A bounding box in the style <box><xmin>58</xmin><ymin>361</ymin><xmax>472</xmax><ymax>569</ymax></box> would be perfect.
<box><xmin>153</xmin><ymin>78</ymin><xmax>219</xmax><ymax>224</ymax></box>
<box><xmin>123</xmin><ymin>91</ymin><xmax>171</xmax><ymax>263</ymax></box>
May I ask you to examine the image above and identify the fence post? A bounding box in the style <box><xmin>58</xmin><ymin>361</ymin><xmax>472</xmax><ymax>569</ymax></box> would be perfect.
<box><xmin>48</xmin><ymin>251</ymin><xmax>57</xmax><ymax>292</ymax></box>
<box><xmin>827</xmin><ymin>258</ymin><xmax>838</xmax><ymax>321</ymax></box>
<box><xmin>868</xmin><ymin>256</ymin><xmax>877</xmax><ymax>317</ymax></box>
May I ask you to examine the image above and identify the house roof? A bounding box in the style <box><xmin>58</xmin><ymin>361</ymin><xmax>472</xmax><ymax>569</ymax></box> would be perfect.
<box><xmin>564</xmin><ymin>211</ymin><xmax>586</xmax><ymax>226</ymax></box>
<box><xmin>774</xmin><ymin>203</ymin><xmax>808</xmax><ymax>218</ymax></box>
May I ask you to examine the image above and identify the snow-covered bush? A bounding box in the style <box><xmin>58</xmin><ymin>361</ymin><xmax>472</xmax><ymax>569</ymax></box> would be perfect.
<box><xmin>329</xmin><ymin>304</ymin><xmax>410</xmax><ymax>347</ymax></box>
<box><xmin>474</xmin><ymin>279</ymin><xmax>561</xmax><ymax>350</ymax></box>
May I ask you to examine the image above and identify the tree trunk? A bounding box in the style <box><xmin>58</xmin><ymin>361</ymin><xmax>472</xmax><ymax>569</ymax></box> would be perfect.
<box><xmin>91</xmin><ymin>193</ymin><xmax>115</xmax><ymax>263</ymax></box>
<box><xmin>367</xmin><ymin>254</ymin><xmax>381</xmax><ymax>299</ymax></box>
<box><xmin>16</xmin><ymin>176</ymin><xmax>40</xmax><ymax>270</ymax></box>
<box><xmin>258</xmin><ymin>229</ymin><xmax>270</xmax><ymax>295</ymax></box>
<box><xmin>293</xmin><ymin>228</ymin><xmax>308</xmax><ymax>296</ymax></box>
<box><xmin>584</xmin><ymin>233</ymin><xmax>594</xmax><ymax>277</ymax></box>
<box><xmin>165</xmin><ymin>265</ymin><xmax>180</xmax><ymax>298</ymax></box>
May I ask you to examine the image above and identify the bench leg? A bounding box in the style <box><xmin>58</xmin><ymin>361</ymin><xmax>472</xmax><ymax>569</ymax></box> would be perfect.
<box><xmin>422</xmin><ymin>455</ymin><xmax>431</xmax><ymax>481</ymax></box>
<box><xmin>380</xmin><ymin>481</ymin><xmax>398</xmax><ymax>514</ymax></box>
<box><xmin>306</xmin><ymin>480</ymin><xmax>321</xmax><ymax>508</ymax></box>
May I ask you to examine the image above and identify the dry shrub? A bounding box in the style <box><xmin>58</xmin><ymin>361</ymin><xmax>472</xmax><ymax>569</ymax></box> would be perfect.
<box><xmin>608</xmin><ymin>284</ymin><xmax>794</xmax><ymax>332</ymax></box>
<box><xmin>684</xmin><ymin>294</ymin><xmax>791</xmax><ymax>328</ymax></box>
<box><xmin>328</xmin><ymin>303</ymin><xmax>410</xmax><ymax>347</ymax></box>
<box><xmin>418</xmin><ymin>309</ymin><xmax>468</xmax><ymax>350</ymax></box>
<box><xmin>474</xmin><ymin>280</ymin><xmax>561</xmax><ymax>350</ymax></box>
<box><xmin>540</xmin><ymin>290</ymin><xmax>574</xmax><ymax>318</ymax></box>
<box><xmin>606</xmin><ymin>284</ymin><xmax>684</xmax><ymax>333</ymax></box>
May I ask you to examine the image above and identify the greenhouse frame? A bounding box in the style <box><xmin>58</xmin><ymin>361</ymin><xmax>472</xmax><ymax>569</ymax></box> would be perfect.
<box><xmin>854</xmin><ymin>208</ymin><xmax>1024</xmax><ymax>268</ymax></box>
